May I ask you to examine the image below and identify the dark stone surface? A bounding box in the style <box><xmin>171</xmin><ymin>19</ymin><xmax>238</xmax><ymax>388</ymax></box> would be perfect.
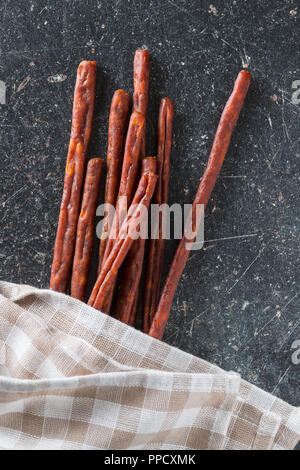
<box><xmin>0</xmin><ymin>0</ymin><xmax>299</xmax><ymax>443</ymax></box>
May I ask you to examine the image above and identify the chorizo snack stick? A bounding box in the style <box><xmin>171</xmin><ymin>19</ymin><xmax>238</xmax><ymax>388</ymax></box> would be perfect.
<box><xmin>133</xmin><ymin>49</ymin><xmax>150</xmax><ymax>157</ymax></box>
<box><xmin>149</xmin><ymin>70</ymin><xmax>251</xmax><ymax>340</ymax></box>
<box><xmin>143</xmin><ymin>98</ymin><xmax>174</xmax><ymax>333</ymax></box>
<box><xmin>114</xmin><ymin>157</ymin><xmax>157</xmax><ymax>324</ymax></box>
<box><xmin>102</xmin><ymin>110</ymin><xmax>145</xmax><ymax>265</ymax></box>
<box><xmin>88</xmin><ymin>168</ymin><xmax>157</xmax><ymax>313</ymax></box>
<box><xmin>71</xmin><ymin>158</ymin><xmax>103</xmax><ymax>301</ymax></box>
<box><xmin>98</xmin><ymin>90</ymin><xmax>130</xmax><ymax>273</ymax></box>
<box><xmin>50</xmin><ymin>61</ymin><xmax>97</xmax><ymax>293</ymax></box>
<box><xmin>115</xmin><ymin>50</ymin><xmax>150</xmax><ymax>322</ymax></box>
<box><xmin>99</xmin><ymin>111</ymin><xmax>145</xmax><ymax>314</ymax></box>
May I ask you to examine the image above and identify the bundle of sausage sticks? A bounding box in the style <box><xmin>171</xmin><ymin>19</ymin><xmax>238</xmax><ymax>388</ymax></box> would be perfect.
<box><xmin>50</xmin><ymin>50</ymin><xmax>251</xmax><ymax>340</ymax></box>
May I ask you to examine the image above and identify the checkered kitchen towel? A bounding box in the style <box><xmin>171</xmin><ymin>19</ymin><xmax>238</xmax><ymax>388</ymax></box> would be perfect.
<box><xmin>0</xmin><ymin>281</ymin><xmax>299</xmax><ymax>450</ymax></box>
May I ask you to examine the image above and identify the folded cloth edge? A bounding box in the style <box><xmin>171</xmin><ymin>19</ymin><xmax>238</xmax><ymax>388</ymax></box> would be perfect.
<box><xmin>0</xmin><ymin>280</ymin><xmax>299</xmax><ymax>451</ymax></box>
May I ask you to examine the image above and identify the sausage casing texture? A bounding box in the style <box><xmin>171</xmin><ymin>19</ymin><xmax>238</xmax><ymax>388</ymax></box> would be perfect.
<box><xmin>50</xmin><ymin>61</ymin><xmax>97</xmax><ymax>293</ymax></box>
<box><xmin>133</xmin><ymin>49</ymin><xmax>150</xmax><ymax>156</ymax></box>
<box><xmin>149</xmin><ymin>70</ymin><xmax>251</xmax><ymax>340</ymax></box>
<box><xmin>88</xmin><ymin>168</ymin><xmax>157</xmax><ymax>313</ymax></box>
<box><xmin>114</xmin><ymin>50</ymin><xmax>151</xmax><ymax>322</ymax></box>
<box><xmin>113</xmin><ymin>157</ymin><xmax>157</xmax><ymax>324</ymax></box>
<box><xmin>143</xmin><ymin>98</ymin><xmax>174</xmax><ymax>333</ymax></box>
<box><xmin>98</xmin><ymin>110</ymin><xmax>145</xmax><ymax>314</ymax></box>
<box><xmin>98</xmin><ymin>90</ymin><xmax>130</xmax><ymax>273</ymax></box>
<box><xmin>102</xmin><ymin>110</ymin><xmax>145</xmax><ymax>266</ymax></box>
<box><xmin>71</xmin><ymin>158</ymin><xmax>103</xmax><ymax>301</ymax></box>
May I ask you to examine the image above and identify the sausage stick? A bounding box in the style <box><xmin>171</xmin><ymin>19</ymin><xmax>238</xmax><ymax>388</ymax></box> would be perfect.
<box><xmin>98</xmin><ymin>90</ymin><xmax>130</xmax><ymax>273</ymax></box>
<box><xmin>88</xmin><ymin>168</ymin><xmax>157</xmax><ymax>312</ymax></box>
<box><xmin>115</xmin><ymin>50</ymin><xmax>150</xmax><ymax>321</ymax></box>
<box><xmin>98</xmin><ymin>110</ymin><xmax>145</xmax><ymax>314</ymax></box>
<box><xmin>102</xmin><ymin>110</ymin><xmax>145</xmax><ymax>266</ymax></box>
<box><xmin>50</xmin><ymin>61</ymin><xmax>97</xmax><ymax>293</ymax></box>
<box><xmin>133</xmin><ymin>49</ymin><xmax>150</xmax><ymax>157</ymax></box>
<box><xmin>114</xmin><ymin>157</ymin><xmax>157</xmax><ymax>324</ymax></box>
<box><xmin>143</xmin><ymin>98</ymin><xmax>174</xmax><ymax>333</ymax></box>
<box><xmin>71</xmin><ymin>158</ymin><xmax>103</xmax><ymax>301</ymax></box>
<box><xmin>149</xmin><ymin>70</ymin><xmax>251</xmax><ymax>340</ymax></box>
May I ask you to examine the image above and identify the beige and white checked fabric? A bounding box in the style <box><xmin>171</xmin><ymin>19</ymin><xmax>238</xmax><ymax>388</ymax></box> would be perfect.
<box><xmin>0</xmin><ymin>281</ymin><xmax>299</xmax><ymax>450</ymax></box>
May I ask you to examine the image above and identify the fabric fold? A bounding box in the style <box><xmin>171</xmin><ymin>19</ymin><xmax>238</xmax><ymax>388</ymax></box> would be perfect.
<box><xmin>0</xmin><ymin>281</ymin><xmax>299</xmax><ymax>450</ymax></box>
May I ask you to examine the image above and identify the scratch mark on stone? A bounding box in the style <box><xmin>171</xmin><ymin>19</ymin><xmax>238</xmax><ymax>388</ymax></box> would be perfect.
<box><xmin>0</xmin><ymin>186</ymin><xmax>27</xmax><ymax>207</ymax></box>
<box><xmin>227</xmin><ymin>247</ymin><xmax>265</xmax><ymax>293</ymax></box>
<box><xmin>272</xmin><ymin>366</ymin><xmax>291</xmax><ymax>394</ymax></box>
<box><xmin>17</xmin><ymin>76</ymin><xmax>31</xmax><ymax>92</ymax></box>
<box><xmin>278</xmin><ymin>318</ymin><xmax>300</xmax><ymax>350</ymax></box>
<box><xmin>281</xmin><ymin>292</ymin><xmax>299</xmax><ymax>313</ymax></box>
<box><xmin>266</xmin><ymin>149</ymin><xmax>281</xmax><ymax>171</ymax></box>
<box><xmin>221</xmin><ymin>175</ymin><xmax>247</xmax><ymax>179</ymax></box>
<box><xmin>206</xmin><ymin>233</ymin><xmax>258</xmax><ymax>243</ymax></box>
<box><xmin>166</xmin><ymin>0</ymin><xmax>193</xmax><ymax>18</ymax></box>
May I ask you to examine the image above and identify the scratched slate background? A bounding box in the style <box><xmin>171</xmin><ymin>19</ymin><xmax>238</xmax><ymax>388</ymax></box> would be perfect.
<box><xmin>0</xmin><ymin>0</ymin><xmax>299</xmax><ymax>434</ymax></box>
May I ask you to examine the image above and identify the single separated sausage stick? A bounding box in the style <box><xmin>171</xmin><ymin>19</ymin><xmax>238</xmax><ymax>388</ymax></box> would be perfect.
<box><xmin>50</xmin><ymin>61</ymin><xmax>97</xmax><ymax>293</ymax></box>
<box><xmin>149</xmin><ymin>70</ymin><xmax>251</xmax><ymax>340</ymax></box>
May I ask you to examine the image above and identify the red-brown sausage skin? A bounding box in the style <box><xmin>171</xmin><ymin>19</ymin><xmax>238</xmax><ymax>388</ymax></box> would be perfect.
<box><xmin>50</xmin><ymin>61</ymin><xmax>97</xmax><ymax>293</ymax></box>
<box><xmin>98</xmin><ymin>90</ymin><xmax>130</xmax><ymax>273</ymax></box>
<box><xmin>113</xmin><ymin>157</ymin><xmax>157</xmax><ymax>324</ymax></box>
<box><xmin>88</xmin><ymin>167</ymin><xmax>157</xmax><ymax>313</ymax></box>
<box><xmin>71</xmin><ymin>158</ymin><xmax>103</xmax><ymax>301</ymax></box>
<box><xmin>143</xmin><ymin>98</ymin><xmax>174</xmax><ymax>333</ymax></box>
<box><xmin>149</xmin><ymin>70</ymin><xmax>251</xmax><ymax>340</ymax></box>
<box><xmin>113</xmin><ymin>50</ymin><xmax>151</xmax><ymax>322</ymax></box>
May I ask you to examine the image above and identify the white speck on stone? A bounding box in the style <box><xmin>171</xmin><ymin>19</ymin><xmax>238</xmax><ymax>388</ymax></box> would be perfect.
<box><xmin>47</xmin><ymin>74</ymin><xmax>67</xmax><ymax>83</ymax></box>
<box><xmin>290</xmin><ymin>8</ymin><xmax>297</xmax><ymax>17</ymax></box>
<box><xmin>241</xmin><ymin>55</ymin><xmax>251</xmax><ymax>68</ymax></box>
<box><xmin>208</xmin><ymin>4</ymin><xmax>217</xmax><ymax>15</ymax></box>
<box><xmin>268</xmin><ymin>116</ymin><xmax>273</xmax><ymax>128</ymax></box>
<box><xmin>276</xmin><ymin>309</ymin><xmax>281</xmax><ymax>318</ymax></box>
<box><xmin>101</xmin><ymin>24</ymin><xmax>105</xmax><ymax>29</ymax></box>
<box><xmin>242</xmin><ymin>301</ymin><xmax>249</xmax><ymax>311</ymax></box>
